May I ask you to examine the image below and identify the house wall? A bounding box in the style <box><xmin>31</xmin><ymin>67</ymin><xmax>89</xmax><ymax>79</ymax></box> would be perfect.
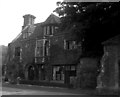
<box><xmin>6</xmin><ymin>14</ymin><xmax>83</xmax><ymax>84</ymax></box>
<box><xmin>50</xmin><ymin>33</ymin><xmax>82</xmax><ymax>65</ymax></box>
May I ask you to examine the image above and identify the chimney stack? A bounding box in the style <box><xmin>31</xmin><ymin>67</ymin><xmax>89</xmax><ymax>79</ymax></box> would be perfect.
<box><xmin>22</xmin><ymin>14</ymin><xmax>36</xmax><ymax>29</ymax></box>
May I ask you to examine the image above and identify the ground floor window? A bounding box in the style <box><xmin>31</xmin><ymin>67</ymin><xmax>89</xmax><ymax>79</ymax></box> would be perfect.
<box><xmin>52</xmin><ymin>65</ymin><xmax>77</xmax><ymax>83</ymax></box>
<box><xmin>52</xmin><ymin>66</ymin><xmax>64</xmax><ymax>81</ymax></box>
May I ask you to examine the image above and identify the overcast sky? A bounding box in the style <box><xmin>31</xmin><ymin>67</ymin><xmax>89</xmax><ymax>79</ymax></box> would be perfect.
<box><xmin>0</xmin><ymin>0</ymin><xmax>114</xmax><ymax>46</ymax></box>
<box><xmin>0</xmin><ymin>0</ymin><xmax>62</xmax><ymax>46</ymax></box>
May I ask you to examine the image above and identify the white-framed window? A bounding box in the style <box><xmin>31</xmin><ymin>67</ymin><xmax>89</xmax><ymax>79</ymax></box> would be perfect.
<box><xmin>44</xmin><ymin>26</ymin><xmax>47</xmax><ymax>35</ymax></box>
<box><xmin>52</xmin><ymin>66</ymin><xmax>64</xmax><ymax>81</ymax></box>
<box><xmin>44</xmin><ymin>40</ymin><xmax>50</xmax><ymax>56</ymax></box>
<box><xmin>35</xmin><ymin>39</ymin><xmax>50</xmax><ymax>57</ymax></box>
<box><xmin>44</xmin><ymin>26</ymin><xmax>55</xmax><ymax>36</ymax></box>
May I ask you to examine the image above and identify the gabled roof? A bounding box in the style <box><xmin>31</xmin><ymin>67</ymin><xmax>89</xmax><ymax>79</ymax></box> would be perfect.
<box><xmin>43</xmin><ymin>14</ymin><xmax>60</xmax><ymax>25</ymax></box>
<box><xmin>11</xmin><ymin>24</ymin><xmax>37</xmax><ymax>43</ymax></box>
<box><xmin>11</xmin><ymin>33</ymin><xmax>22</xmax><ymax>43</ymax></box>
<box><xmin>10</xmin><ymin>14</ymin><xmax>60</xmax><ymax>44</ymax></box>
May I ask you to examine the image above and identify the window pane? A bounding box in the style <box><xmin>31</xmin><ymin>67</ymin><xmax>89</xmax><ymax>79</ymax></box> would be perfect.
<box><xmin>49</xmin><ymin>26</ymin><xmax>52</xmax><ymax>35</ymax></box>
<box><xmin>52</xmin><ymin>26</ymin><xmax>54</xmax><ymax>34</ymax></box>
<box><xmin>47</xmin><ymin>26</ymin><xmax>50</xmax><ymax>35</ymax></box>
<box><xmin>44</xmin><ymin>26</ymin><xmax>46</xmax><ymax>35</ymax></box>
<box><xmin>36</xmin><ymin>40</ymin><xmax>44</xmax><ymax>57</ymax></box>
<box><xmin>45</xmin><ymin>40</ymin><xmax>49</xmax><ymax>56</ymax></box>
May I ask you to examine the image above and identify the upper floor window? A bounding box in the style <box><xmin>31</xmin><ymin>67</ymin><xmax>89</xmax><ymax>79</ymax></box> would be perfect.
<box><xmin>14</xmin><ymin>47</ymin><xmax>22</xmax><ymax>62</ymax></box>
<box><xmin>64</xmin><ymin>40</ymin><xmax>77</xmax><ymax>50</ymax></box>
<box><xmin>35</xmin><ymin>40</ymin><xmax>44</xmax><ymax>57</ymax></box>
<box><xmin>15</xmin><ymin>47</ymin><xmax>21</xmax><ymax>56</ymax></box>
<box><xmin>44</xmin><ymin>40</ymin><xmax>50</xmax><ymax>56</ymax></box>
<box><xmin>44</xmin><ymin>26</ymin><xmax>58</xmax><ymax>36</ymax></box>
<box><xmin>35</xmin><ymin>39</ymin><xmax>50</xmax><ymax>58</ymax></box>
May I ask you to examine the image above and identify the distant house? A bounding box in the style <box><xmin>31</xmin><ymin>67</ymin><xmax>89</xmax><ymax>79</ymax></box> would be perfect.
<box><xmin>0</xmin><ymin>45</ymin><xmax>8</xmax><ymax>76</ymax></box>
<box><xmin>97</xmin><ymin>35</ymin><xmax>120</xmax><ymax>90</ymax></box>
<box><xmin>6</xmin><ymin>14</ymin><xmax>83</xmax><ymax>84</ymax></box>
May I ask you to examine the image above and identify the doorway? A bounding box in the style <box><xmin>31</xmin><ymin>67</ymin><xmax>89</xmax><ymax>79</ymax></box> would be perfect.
<box><xmin>28</xmin><ymin>66</ymin><xmax>35</xmax><ymax>80</ymax></box>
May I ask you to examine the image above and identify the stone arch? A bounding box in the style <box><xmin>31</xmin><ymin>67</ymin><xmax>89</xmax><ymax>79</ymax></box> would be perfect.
<box><xmin>24</xmin><ymin>64</ymin><xmax>38</xmax><ymax>80</ymax></box>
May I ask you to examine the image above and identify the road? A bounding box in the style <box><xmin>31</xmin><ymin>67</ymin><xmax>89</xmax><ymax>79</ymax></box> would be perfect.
<box><xmin>2</xmin><ymin>86</ymin><xmax>81</xmax><ymax>95</ymax></box>
<box><xmin>1</xmin><ymin>83</ymin><xmax>114</xmax><ymax>97</ymax></box>
<box><xmin>1</xmin><ymin>83</ymin><xmax>88</xmax><ymax>96</ymax></box>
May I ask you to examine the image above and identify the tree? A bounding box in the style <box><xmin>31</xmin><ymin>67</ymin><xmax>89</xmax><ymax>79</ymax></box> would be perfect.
<box><xmin>54</xmin><ymin>2</ymin><xmax>120</xmax><ymax>88</ymax></box>
<box><xmin>54</xmin><ymin>2</ymin><xmax>120</xmax><ymax>56</ymax></box>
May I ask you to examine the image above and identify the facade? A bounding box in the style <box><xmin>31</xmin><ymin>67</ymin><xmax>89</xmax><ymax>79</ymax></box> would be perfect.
<box><xmin>97</xmin><ymin>35</ymin><xmax>120</xmax><ymax>90</ymax></box>
<box><xmin>6</xmin><ymin>14</ymin><xmax>82</xmax><ymax>84</ymax></box>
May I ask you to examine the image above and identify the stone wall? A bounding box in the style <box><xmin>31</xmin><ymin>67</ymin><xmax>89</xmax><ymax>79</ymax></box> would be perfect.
<box><xmin>98</xmin><ymin>44</ymin><xmax>119</xmax><ymax>90</ymax></box>
<box><xmin>77</xmin><ymin>57</ymin><xmax>99</xmax><ymax>89</ymax></box>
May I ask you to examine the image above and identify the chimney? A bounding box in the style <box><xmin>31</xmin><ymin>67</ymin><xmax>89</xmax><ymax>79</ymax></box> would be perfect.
<box><xmin>22</xmin><ymin>14</ymin><xmax>36</xmax><ymax>29</ymax></box>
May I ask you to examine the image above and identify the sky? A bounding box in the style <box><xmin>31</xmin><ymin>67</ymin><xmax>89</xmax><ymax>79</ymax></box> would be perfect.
<box><xmin>0</xmin><ymin>0</ymin><xmax>112</xmax><ymax>46</ymax></box>
<box><xmin>0</xmin><ymin>0</ymin><xmax>62</xmax><ymax>46</ymax></box>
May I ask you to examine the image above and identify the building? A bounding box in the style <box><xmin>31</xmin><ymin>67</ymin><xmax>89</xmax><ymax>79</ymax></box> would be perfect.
<box><xmin>97</xmin><ymin>35</ymin><xmax>120</xmax><ymax>91</ymax></box>
<box><xmin>6</xmin><ymin>14</ymin><xmax>83</xmax><ymax>84</ymax></box>
<box><xmin>0</xmin><ymin>45</ymin><xmax>7</xmax><ymax>77</ymax></box>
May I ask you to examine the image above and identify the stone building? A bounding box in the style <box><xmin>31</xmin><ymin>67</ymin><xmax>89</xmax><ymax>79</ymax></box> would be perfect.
<box><xmin>97</xmin><ymin>35</ymin><xmax>120</xmax><ymax>91</ymax></box>
<box><xmin>6</xmin><ymin>14</ymin><xmax>83</xmax><ymax>84</ymax></box>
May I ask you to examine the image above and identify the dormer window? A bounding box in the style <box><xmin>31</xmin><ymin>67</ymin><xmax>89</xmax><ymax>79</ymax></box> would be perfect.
<box><xmin>44</xmin><ymin>26</ymin><xmax>55</xmax><ymax>36</ymax></box>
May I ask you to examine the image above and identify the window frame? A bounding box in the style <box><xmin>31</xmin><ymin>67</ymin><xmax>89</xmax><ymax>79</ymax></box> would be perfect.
<box><xmin>64</xmin><ymin>40</ymin><xmax>77</xmax><ymax>50</ymax></box>
<box><xmin>15</xmin><ymin>47</ymin><xmax>21</xmax><ymax>57</ymax></box>
<box><xmin>43</xmin><ymin>25</ymin><xmax>55</xmax><ymax>36</ymax></box>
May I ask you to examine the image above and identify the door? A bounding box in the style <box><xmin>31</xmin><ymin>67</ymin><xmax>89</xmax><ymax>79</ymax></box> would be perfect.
<box><xmin>28</xmin><ymin>66</ymin><xmax>35</xmax><ymax>80</ymax></box>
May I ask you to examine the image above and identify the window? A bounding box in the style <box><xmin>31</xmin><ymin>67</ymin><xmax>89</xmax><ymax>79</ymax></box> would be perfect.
<box><xmin>44</xmin><ymin>26</ymin><xmax>54</xmax><ymax>36</ymax></box>
<box><xmin>44</xmin><ymin>40</ymin><xmax>50</xmax><ymax>56</ymax></box>
<box><xmin>15</xmin><ymin>47</ymin><xmax>20</xmax><ymax>56</ymax></box>
<box><xmin>35</xmin><ymin>39</ymin><xmax>50</xmax><ymax>57</ymax></box>
<box><xmin>44</xmin><ymin>26</ymin><xmax>47</xmax><ymax>35</ymax></box>
<box><xmin>64</xmin><ymin>40</ymin><xmax>77</xmax><ymax>50</ymax></box>
<box><xmin>35</xmin><ymin>40</ymin><xmax>44</xmax><ymax>57</ymax></box>
<box><xmin>14</xmin><ymin>47</ymin><xmax>22</xmax><ymax>62</ymax></box>
<box><xmin>53</xmin><ymin>66</ymin><xmax>64</xmax><ymax>81</ymax></box>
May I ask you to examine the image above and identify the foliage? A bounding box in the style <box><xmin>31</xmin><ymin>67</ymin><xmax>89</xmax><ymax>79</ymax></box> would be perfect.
<box><xmin>54</xmin><ymin>2</ymin><xmax>120</xmax><ymax>56</ymax></box>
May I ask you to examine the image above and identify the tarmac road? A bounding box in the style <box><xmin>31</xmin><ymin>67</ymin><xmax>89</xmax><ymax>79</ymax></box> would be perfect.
<box><xmin>1</xmin><ymin>83</ymin><xmax>117</xmax><ymax>97</ymax></box>
<box><xmin>2</xmin><ymin>86</ymin><xmax>80</xmax><ymax>95</ymax></box>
